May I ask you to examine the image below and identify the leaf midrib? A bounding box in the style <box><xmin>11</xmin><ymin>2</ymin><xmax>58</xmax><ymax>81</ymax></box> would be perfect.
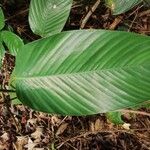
<box><xmin>15</xmin><ymin>63</ymin><xmax>149</xmax><ymax>80</ymax></box>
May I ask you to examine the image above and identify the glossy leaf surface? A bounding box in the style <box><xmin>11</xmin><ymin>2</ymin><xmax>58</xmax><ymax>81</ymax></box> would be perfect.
<box><xmin>1</xmin><ymin>31</ymin><xmax>24</xmax><ymax>56</ymax></box>
<box><xmin>105</xmin><ymin>0</ymin><xmax>141</xmax><ymax>15</ymax></box>
<box><xmin>29</xmin><ymin>0</ymin><xmax>72</xmax><ymax>37</ymax></box>
<box><xmin>12</xmin><ymin>30</ymin><xmax>150</xmax><ymax>115</ymax></box>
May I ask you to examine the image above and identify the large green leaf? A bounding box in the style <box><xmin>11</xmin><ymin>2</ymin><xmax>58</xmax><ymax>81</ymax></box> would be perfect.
<box><xmin>11</xmin><ymin>30</ymin><xmax>150</xmax><ymax>115</ymax></box>
<box><xmin>29</xmin><ymin>0</ymin><xmax>72</xmax><ymax>37</ymax></box>
<box><xmin>105</xmin><ymin>0</ymin><xmax>141</xmax><ymax>15</ymax></box>
<box><xmin>1</xmin><ymin>31</ymin><xmax>24</xmax><ymax>56</ymax></box>
<box><xmin>0</xmin><ymin>7</ymin><xmax>5</xmax><ymax>30</ymax></box>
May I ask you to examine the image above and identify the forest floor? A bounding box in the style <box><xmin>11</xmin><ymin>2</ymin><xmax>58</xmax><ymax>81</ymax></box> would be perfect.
<box><xmin>0</xmin><ymin>0</ymin><xmax>150</xmax><ymax>149</ymax></box>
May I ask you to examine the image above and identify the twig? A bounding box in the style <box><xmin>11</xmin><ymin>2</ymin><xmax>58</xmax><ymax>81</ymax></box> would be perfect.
<box><xmin>80</xmin><ymin>0</ymin><xmax>101</xmax><ymax>29</ymax></box>
<box><xmin>109</xmin><ymin>16</ymin><xmax>123</xmax><ymax>30</ymax></box>
<box><xmin>128</xmin><ymin>8</ymin><xmax>139</xmax><ymax>31</ymax></box>
<box><xmin>116</xmin><ymin>109</ymin><xmax>150</xmax><ymax>117</ymax></box>
<box><xmin>6</xmin><ymin>9</ymin><xmax>29</xmax><ymax>21</ymax></box>
<box><xmin>10</xmin><ymin>97</ymin><xmax>17</xmax><ymax>101</ymax></box>
<box><xmin>57</xmin><ymin>128</ymin><xmax>150</xmax><ymax>149</ymax></box>
<box><xmin>139</xmin><ymin>10</ymin><xmax>150</xmax><ymax>17</ymax></box>
<box><xmin>127</xmin><ymin>5</ymin><xmax>143</xmax><ymax>18</ymax></box>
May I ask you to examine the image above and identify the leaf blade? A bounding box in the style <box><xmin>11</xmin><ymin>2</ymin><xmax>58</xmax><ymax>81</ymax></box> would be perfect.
<box><xmin>0</xmin><ymin>7</ymin><xmax>5</xmax><ymax>30</ymax></box>
<box><xmin>12</xmin><ymin>30</ymin><xmax>150</xmax><ymax>115</ymax></box>
<box><xmin>105</xmin><ymin>0</ymin><xmax>141</xmax><ymax>15</ymax></box>
<box><xmin>29</xmin><ymin>0</ymin><xmax>72</xmax><ymax>37</ymax></box>
<box><xmin>1</xmin><ymin>31</ymin><xmax>24</xmax><ymax>56</ymax></box>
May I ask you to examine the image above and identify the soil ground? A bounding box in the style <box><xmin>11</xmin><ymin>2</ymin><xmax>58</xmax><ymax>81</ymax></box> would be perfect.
<box><xmin>0</xmin><ymin>0</ymin><xmax>150</xmax><ymax>149</ymax></box>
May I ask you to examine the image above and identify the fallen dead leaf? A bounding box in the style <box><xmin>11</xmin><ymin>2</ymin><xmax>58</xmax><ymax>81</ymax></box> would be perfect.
<box><xmin>24</xmin><ymin>138</ymin><xmax>38</xmax><ymax>150</ymax></box>
<box><xmin>1</xmin><ymin>132</ymin><xmax>9</xmax><ymax>142</ymax></box>
<box><xmin>31</xmin><ymin>127</ymin><xmax>43</xmax><ymax>142</ymax></box>
<box><xmin>90</xmin><ymin>122</ymin><xmax>95</xmax><ymax>132</ymax></box>
<box><xmin>0</xmin><ymin>144</ymin><xmax>8</xmax><ymax>150</ymax></box>
<box><xmin>56</xmin><ymin>123</ymin><xmax>69</xmax><ymax>136</ymax></box>
<box><xmin>90</xmin><ymin>119</ymin><xmax>103</xmax><ymax>132</ymax></box>
<box><xmin>14</xmin><ymin>136</ymin><xmax>28</xmax><ymax>150</ymax></box>
<box><xmin>95</xmin><ymin>119</ymin><xmax>103</xmax><ymax>131</ymax></box>
<box><xmin>27</xmin><ymin>118</ymin><xmax>37</xmax><ymax>126</ymax></box>
<box><xmin>122</xmin><ymin>123</ymin><xmax>131</xmax><ymax>130</ymax></box>
<box><xmin>51</xmin><ymin>115</ymin><xmax>61</xmax><ymax>126</ymax></box>
<box><xmin>26</xmin><ymin>118</ymin><xmax>37</xmax><ymax>131</ymax></box>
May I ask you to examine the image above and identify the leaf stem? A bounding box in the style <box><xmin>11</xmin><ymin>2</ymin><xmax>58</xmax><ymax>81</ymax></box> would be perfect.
<box><xmin>10</xmin><ymin>97</ymin><xmax>17</xmax><ymax>101</ymax></box>
<box><xmin>0</xmin><ymin>89</ymin><xmax>16</xmax><ymax>93</ymax></box>
<box><xmin>0</xmin><ymin>97</ymin><xmax>17</xmax><ymax>105</ymax></box>
<box><xmin>80</xmin><ymin>0</ymin><xmax>101</xmax><ymax>29</ymax></box>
